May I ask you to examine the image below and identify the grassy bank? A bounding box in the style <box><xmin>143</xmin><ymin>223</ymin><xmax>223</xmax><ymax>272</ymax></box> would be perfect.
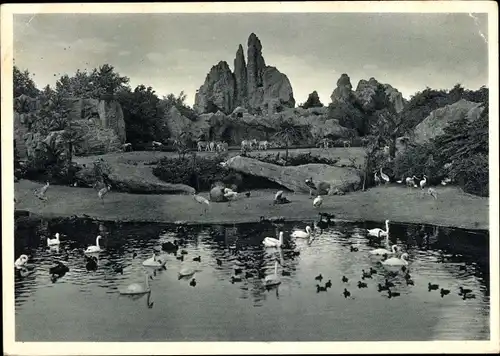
<box><xmin>14</xmin><ymin>179</ymin><xmax>488</xmax><ymax>230</ymax></box>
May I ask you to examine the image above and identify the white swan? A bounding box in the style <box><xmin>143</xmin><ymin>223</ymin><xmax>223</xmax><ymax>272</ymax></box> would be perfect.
<box><xmin>85</xmin><ymin>235</ymin><xmax>103</xmax><ymax>254</ymax></box>
<box><xmin>178</xmin><ymin>267</ymin><xmax>195</xmax><ymax>279</ymax></box>
<box><xmin>142</xmin><ymin>253</ymin><xmax>167</xmax><ymax>268</ymax></box>
<box><xmin>119</xmin><ymin>273</ymin><xmax>151</xmax><ymax>295</ymax></box>
<box><xmin>263</xmin><ymin>231</ymin><xmax>284</xmax><ymax>248</ymax></box>
<box><xmin>370</xmin><ymin>244</ymin><xmax>399</xmax><ymax>256</ymax></box>
<box><xmin>367</xmin><ymin>220</ymin><xmax>390</xmax><ymax>237</ymax></box>
<box><xmin>47</xmin><ymin>233</ymin><xmax>61</xmax><ymax>246</ymax></box>
<box><xmin>382</xmin><ymin>253</ymin><xmax>409</xmax><ymax>266</ymax></box>
<box><xmin>313</xmin><ymin>195</ymin><xmax>323</xmax><ymax>208</ymax></box>
<box><xmin>291</xmin><ymin>226</ymin><xmax>312</xmax><ymax>239</ymax></box>
<box><xmin>15</xmin><ymin>254</ymin><xmax>29</xmax><ymax>269</ymax></box>
<box><xmin>264</xmin><ymin>261</ymin><xmax>281</xmax><ymax>287</ymax></box>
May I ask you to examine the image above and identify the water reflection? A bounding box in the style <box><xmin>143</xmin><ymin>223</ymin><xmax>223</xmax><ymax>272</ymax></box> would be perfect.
<box><xmin>14</xmin><ymin>217</ymin><xmax>490</xmax><ymax>341</ymax></box>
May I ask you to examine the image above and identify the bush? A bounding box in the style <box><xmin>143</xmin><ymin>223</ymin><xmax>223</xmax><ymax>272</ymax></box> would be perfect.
<box><xmin>252</xmin><ymin>152</ymin><xmax>338</xmax><ymax>166</ymax></box>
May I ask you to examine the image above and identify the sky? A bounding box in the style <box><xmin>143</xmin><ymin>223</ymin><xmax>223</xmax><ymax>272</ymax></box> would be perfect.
<box><xmin>13</xmin><ymin>12</ymin><xmax>489</xmax><ymax>106</ymax></box>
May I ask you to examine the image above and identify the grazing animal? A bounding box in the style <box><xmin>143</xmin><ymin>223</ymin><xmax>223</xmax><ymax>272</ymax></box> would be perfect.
<box><xmin>343</xmin><ymin>288</ymin><xmax>351</xmax><ymax>298</ymax></box>
<box><xmin>313</xmin><ymin>195</ymin><xmax>323</xmax><ymax>208</ymax></box>
<box><xmin>315</xmin><ymin>274</ymin><xmax>323</xmax><ymax>282</ymax></box>
<box><xmin>367</xmin><ymin>220</ymin><xmax>390</xmax><ymax>237</ymax></box>
<box><xmin>47</xmin><ymin>233</ymin><xmax>61</xmax><ymax>246</ymax></box>
<box><xmin>305</xmin><ymin>178</ymin><xmax>317</xmax><ymax>198</ymax></box>
<box><xmin>193</xmin><ymin>194</ymin><xmax>210</xmax><ymax>214</ymax></box>
<box><xmin>85</xmin><ymin>236</ymin><xmax>103</xmax><ymax>254</ymax></box>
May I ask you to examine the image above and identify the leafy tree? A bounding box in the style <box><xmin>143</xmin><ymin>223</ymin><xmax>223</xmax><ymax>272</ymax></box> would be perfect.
<box><xmin>13</xmin><ymin>66</ymin><xmax>39</xmax><ymax>98</ymax></box>
<box><xmin>159</xmin><ymin>91</ymin><xmax>198</xmax><ymax>120</ymax></box>
<box><xmin>302</xmin><ymin>91</ymin><xmax>323</xmax><ymax>109</ymax></box>
<box><xmin>273</xmin><ymin>117</ymin><xmax>306</xmax><ymax>165</ymax></box>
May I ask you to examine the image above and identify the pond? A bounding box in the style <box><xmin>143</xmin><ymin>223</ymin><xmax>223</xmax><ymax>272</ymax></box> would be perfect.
<box><xmin>14</xmin><ymin>216</ymin><xmax>490</xmax><ymax>341</ymax></box>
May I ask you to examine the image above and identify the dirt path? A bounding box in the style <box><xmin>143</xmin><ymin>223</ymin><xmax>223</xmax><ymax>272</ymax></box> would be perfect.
<box><xmin>14</xmin><ymin>180</ymin><xmax>488</xmax><ymax>230</ymax></box>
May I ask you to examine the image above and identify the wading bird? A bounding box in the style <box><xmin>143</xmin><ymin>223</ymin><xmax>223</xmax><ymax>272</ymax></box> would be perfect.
<box><xmin>34</xmin><ymin>181</ymin><xmax>50</xmax><ymax>201</ymax></box>
<box><xmin>98</xmin><ymin>185</ymin><xmax>111</xmax><ymax>203</ymax></box>
<box><xmin>193</xmin><ymin>193</ymin><xmax>210</xmax><ymax>214</ymax></box>
<box><xmin>380</xmin><ymin>168</ymin><xmax>390</xmax><ymax>184</ymax></box>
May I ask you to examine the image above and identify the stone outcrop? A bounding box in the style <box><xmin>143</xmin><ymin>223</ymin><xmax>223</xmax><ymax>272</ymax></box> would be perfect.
<box><xmin>14</xmin><ymin>95</ymin><xmax>126</xmax><ymax>159</ymax></box>
<box><xmin>224</xmin><ymin>155</ymin><xmax>362</xmax><ymax>193</ymax></box>
<box><xmin>354</xmin><ymin>77</ymin><xmax>404</xmax><ymax>114</ymax></box>
<box><xmin>330</xmin><ymin>74</ymin><xmax>354</xmax><ymax>105</ymax></box>
<box><xmin>194</xmin><ymin>33</ymin><xmax>295</xmax><ymax>115</ymax></box>
<box><xmin>75</xmin><ymin>162</ymin><xmax>195</xmax><ymax>195</ymax></box>
<box><xmin>412</xmin><ymin>99</ymin><xmax>485</xmax><ymax>144</ymax></box>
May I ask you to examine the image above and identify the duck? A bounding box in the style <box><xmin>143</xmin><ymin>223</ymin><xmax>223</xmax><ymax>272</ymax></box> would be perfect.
<box><xmin>381</xmin><ymin>253</ymin><xmax>409</xmax><ymax>266</ymax></box>
<box><xmin>49</xmin><ymin>261</ymin><xmax>69</xmax><ymax>277</ymax></box>
<box><xmin>369</xmin><ymin>267</ymin><xmax>377</xmax><ymax>275</ymax></box>
<box><xmin>350</xmin><ymin>245</ymin><xmax>359</xmax><ymax>252</ymax></box>
<box><xmin>462</xmin><ymin>293</ymin><xmax>476</xmax><ymax>300</ymax></box>
<box><xmin>14</xmin><ymin>254</ymin><xmax>29</xmax><ymax>269</ymax></box>
<box><xmin>176</xmin><ymin>255</ymin><xmax>184</xmax><ymax>261</ymax></box>
<box><xmin>245</xmin><ymin>271</ymin><xmax>254</xmax><ymax>278</ymax></box>
<box><xmin>384</xmin><ymin>279</ymin><xmax>395</xmax><ymax>288</ymax></box>
<box><xmin>178</xmin><ymin>267</ymin><xmax>195</xmax><ymax>280</ymax></box>
<box><xmin>193</xmin><ymin>256</ymin><xmax>201</xmax><ymax>262</ymax></box>
<box><xmin>264</xmin><ymin>261</ymin><xmax>281</xmax><ymax>287</ymax></box>
<box><xmin>281</xmin><ymin>270</ymin><xmax>291</xmax><ymax>277</ymax></box>
<box><xmin>263</xmin><ymin>231</ymin><xmax>284</xmax><ymax>248</ymax></box>
<box><xmin>85</xmin><ymin>255</ymin><xmax>98</xmax><ymax>271</ymax></box>
<box><xmin>361</xmin><ymin>270</ymin><xmax>372</xmax><ymax>279</ymax></box>
<box><xmin>216</xmin><ymin>258</ymin><xmax>222</xmax><ymax>266</ymax></box>
<box><xmin>387</xmin><ymin>289</ymin><xmax>401</xmax><ymax>298</ymax></box>
<box><xmin>357</xmin><ymin>281</ymin><xmax>368</xmax><ymax>288</ymax></box>
<box><xmin>342</xmin><ymin>275</ymin><xmax>349</xmax><ymax>283</ymax></box>
<box><xmin>230</xmin><ymin>275</ymin><xmax>242</xmax><ymax>283</ymax></box>
<box><xmin>119</xmin><ymin>273</ymin><xmax>152</xmax><ymax>295</ymax></box>
<box><xmin>315</xmin><ymin>214</ymin><xmax>330</xmax><ymax>230</ymax></box>
<box><xmin>85</xmin><ymin>235</ymin><xmax>103</xmax><ymax>254</ymax></box>
<box><xmin>367</xmin><ymin>220</ymin><xmax>390</xmax><ymax>237</ymax></box>
<box><xmin>189</xmin><ymin>278</ymin><xmax>197</xmax><ymax>287</ymax></box>
<box><xmin>315</xmin><ymin>274</ymin><xmax>323</xmax><ymax>282</ymax></box>
<box><xmin>47</xmin><ymin>233</ymin><xmax>61</xmax><ymax>246</ymax></box>
<box><xmin>291</xmin><ymin>226</ymin><xmax>313</xmax><ymax>239</ymax></box>
<box><xmin>458</xmin><ymin>286</ymin><xmax>473</xmax><ymax>296</ymax></box>
<box><xmin>313</xmin><ymin>195</ymin><xmax>323</xmax><ymax>208</ymax></box>
<box><xmin>428</xmin><ymin>282</ymin><xmax>439</xmax><ymax>291</ymax></box>
<box><xmin>378</xmin><ymin>283</ymin><xmax>389</xmax><ymax>292</ymax></box>
<box><xmin>325</xmin><ymin>279</ymin><xmax>332</xmax><ymax>289</ymax></box>
<box><xmin>142</xmin><ymin>253</ymin><xmax>167</xmax><ymax>268</ymax></box>
<box><xmin>440</xmin><ymin>288</ymin><xmax>450</xmax><ymax>297</ymax></box>
<box><xmin>406</xmin><ymin>278</ymin><xmax>415</xmax><ymax>286</ymax></box>
<box><xmin>343</xmin><ymin>288</ymin><xmax>351</xmax><ymax>298</ymax></box>
<box><xmin>316</xmin><ymin>284</ymin><xmax>328</xmax><ymax>293</ymax></box>
<box><xmin>180</xmin><ymin>250</ymin><xmax>188</xmax><ymax>255</ymax></box>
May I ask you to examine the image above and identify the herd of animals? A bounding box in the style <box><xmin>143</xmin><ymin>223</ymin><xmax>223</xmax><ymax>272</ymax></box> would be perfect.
<box><xmin>14</xmin><ymin>213</ymin><xmax>477</xmax><ymax>303</ymax></box>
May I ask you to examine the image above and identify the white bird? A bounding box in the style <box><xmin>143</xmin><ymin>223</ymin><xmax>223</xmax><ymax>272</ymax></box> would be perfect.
<box><xmin>291</xmin><ymin>226</ymin><xmax>312</xmax><ymax>239</ymax></box>
<box><xmin>370</xmin><ymin>244</ymin><xmax>399</xmax><ymax>256</ymax></box>
<box><xmin>224</xmin><ymin>188</ymin><xmax>235</xmax><ymax>194</ymax></box>
<box><xmin>420</xmin><ymin>175</ymin><xmax>427</xmax><ymax>189</ymax></box>
<box><xmin>178</xmin><ymin>267</ymin><xmax>195</xmax><ymax>279</ymax></box>
<box><xmin>35</xmin><ymin>181</ymin><xmax>50</xmax><ymax>200</ymax></box>
<box><xmin>367</xmin><ymin>219</ymin><xmax>390</xmax><ymax>237</ymax></box>
<box><xmin>224</xmin><ymin>190</ymin><xmax>239</xmax><ymax>205</ymax></box>
<box><xmin>85</xmin><ymin>235</ymin><xmax>103</xmax><ymax>254</ymax></box>
<box><xmin>405</xmin><ymin>176</ymin><xmax>416</xmax><ymax>188</ymax></box>
<box><xmin>382</xmin><ymin>253</ymin><xmax>409</xmax><ymax>266</ymax></box>
<box><xmin>313</xmin><ymin>195</ymin><xmax>323</xmax><ymax>208</ymax></box>
<box><xmin>119</xmin><ymin>273</ymin><xmax>152</xmax><ymax>295</ymax></box>
<box><xmin>98</xmin><ymin>185</ymin><xmax>111</xmax><ymax>201</ymax></box>
<box><xmin>142</xmin><ymin>253</ymin><xmax>167</xmax><ymax>268</ymax></box>
<box><xmin>264</xmin><ymin>260</ymin><xmax>281</xmax><ymax>287</ymax></box>
<box><xmin>193</xmin><ymin>194</ymin><xmax>210</xmax><ymax>214</ymax></box>
<box><xmin>15</xmin><ymin>254</ymin><xmax>29</xmax><ymax>269</ymax></box>
<box><xmin>374</xmin><ymin>172</ymin><xmax>381</xmax><ymax>185</ymax></box>
<box><xmin>428</xmin><ymin>187</ymin><xmax>438</xmax><ymax>199</ymax></box>
<box><xmin>380</xmin><ymin>168</ymin><xmax>390</xmax><ymax>183</ymax></box>
<box><xmin>441</xmin><ymin>177</ymin><xmax>452</xmax><ymax>186</ymax></box>
<box><xmin>47</xmin><ymin>233</ymin><xmax>61</xmax><ymax>246</ymax></box>
<box><xmin>305</xmin><ymin>178</ymin><xmax>316</xmax><ymax>197</ymax></box>
<box><xmin>274</xmin><ymin>190</ymin><xmax>284</xmax><ymax>201</ymax></box>
<box><xmin>396</xmin><ymin>177</ymin><xmax>404</xmax><ymax>184</ymax></box>
<box><xmin>263</xmin><ymin>231</ymin><xmax>284</xmax><ymax>248</ymax></box>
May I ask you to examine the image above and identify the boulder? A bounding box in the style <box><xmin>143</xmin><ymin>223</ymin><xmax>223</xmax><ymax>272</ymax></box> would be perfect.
<box><xmin>412</xmin><ymin>99</ymin><xmax>485</xmax><ymax>144</ymax></box>
<box><xmin>75</xmin><ymin>162</ymin><xmax>195</xmax><ymax>195</ymax></box>
<box><xmin>224</xmin><ymin>155</ymin><xmax>361</xmax><ymax>193</ymax></box>
<box><xmin>209</xmin><ymin>186</ymin><xmax>227</xmax><ymax>202</ymax></box>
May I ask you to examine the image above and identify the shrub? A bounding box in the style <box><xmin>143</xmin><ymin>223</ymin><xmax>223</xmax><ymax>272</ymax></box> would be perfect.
<box><xmin>251</xmin><ymin>152</ymin><xmax>338</xmax><ymax>166</ymax></box>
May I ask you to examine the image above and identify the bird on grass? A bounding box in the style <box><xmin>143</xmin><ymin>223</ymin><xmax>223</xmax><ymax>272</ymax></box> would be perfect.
<box><xmin>273</xmin><ymin>191</ymin><xmax>291</xmax><ymax>205</ymax></box>
<box><xmin>420</xmin><ymin>175</ymin><xmax>428</xmax><ymax>190</ymax></box>
<box><xmin>193</xmin><ymin>193</ymin><xmax>210</xmax><ymax>214</ymax></box>
<box><xmin>98</xmin><ymin>185</ymin><xmax>111</xmax><ymax>203</ymax></box>
<box><xmin>380</xmin><ymin>168</ymin><xmax>390</xmax><ymax>184</ymax></box>
<box><xmin>34</xmin><ymin>181</ymin><xmax>50</xmax><ymax>201</ymax></box>
<box><xmin>313</xmin><ymin>195</ymin><xmax>323</xmax><ymax>208</ymax></box>
<box><xmin>427</xmin><ymin>187</ymin><xmax>438</xmax><ymax>199</ymax></box>
<box><xmin>350</xmin><ymin>245</ymin><xmax>359</xmax><ymax>252</ymax></box>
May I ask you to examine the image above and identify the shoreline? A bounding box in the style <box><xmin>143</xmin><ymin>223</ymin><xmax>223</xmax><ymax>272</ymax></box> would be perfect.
<box><xmin>14</xmin><ymin>179</ymin><xmax>489</xmax><ymax>231</ymax></box>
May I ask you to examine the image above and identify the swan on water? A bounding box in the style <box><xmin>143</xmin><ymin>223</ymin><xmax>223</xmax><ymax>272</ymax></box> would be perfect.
<box><xmin>85</xmin><ymin>235</ymin><xmax>103</xmax><ymax>254</ymax></box>
<box><xmin>367</xmin><ymin>220</ymin><xmax>390</xmax><ymax>237</ymax></box>
<box><xmin>382</xmin><ymin>253</ymin><xmax>409</xmax><ymax>266</ymax></box>
<box><xmin>291</xmin><ymin>226</ymin><xmax>312</xmax><ymax>239</ymax></box>
<box><xmin>15</xmin><ymin>254</ymin><xmax>29</xmax><ymax>269</ymax></box>
<box><xmin>264</xmin><ymin>261</ymin><xmax>281</xmax><ymax>287</ymax></box>
<box><xmin>263</xmin><ymin>231</ymin><xmax>284</xmax><ymax>248</ymax></box>
<box><xmin>47</xmin><ymin>233</ymin><xmax>61</xmax><ymax>246</ymax></box>
<box><xmin>370</xmin><ymin>242</ymin><xmax>399</xmax><ymax>256</ymax></box>
<box><xmin>119</xmin><ymin>273</ymin><xmax>152</xmax><ymax>295</ymax></box>
<box><xmin>178</xmin><ymin>267</ymin><xmax>196</xmax><ymax>279</ymax></box>
<box><xmin>142</xmin><ymin>253</ymin><xmax>167</xmax><ymax>268</ymax></box>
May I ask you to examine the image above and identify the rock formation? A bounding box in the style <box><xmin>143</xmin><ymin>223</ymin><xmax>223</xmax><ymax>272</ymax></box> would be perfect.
<box><xmin>224</xmin><ymin>155</ymin><xmax>361</xmax><ymax>194</ymax></box>
<box><xmin>330</xmin><ymin>74</ymin><xmax>354</xmax><ymax>105</ymax></box>
<box><xmin>412</xmin><ymin>99</ymin><xmax>485</xmax><ymax>144</ymax></box>
<box><xmin>194</xmin><ymin>33</ymin><xmax>295</xmax><ymax>115</ymax></box>
<box><xmin>354</xmin><ymin>77</ymin><xmax>404</xmax><ymax>114</ymax></box>
<box><xmin>302</xmin><ymin>90</ymin><xmax>323</xmax><ymax>109</ymax></box>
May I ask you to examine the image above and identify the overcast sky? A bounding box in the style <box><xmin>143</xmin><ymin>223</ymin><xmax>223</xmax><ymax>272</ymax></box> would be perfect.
<box><xmin>13</xmin><ymin>12</ymin><xmax>489</xmax><ymax>106</ymax></box>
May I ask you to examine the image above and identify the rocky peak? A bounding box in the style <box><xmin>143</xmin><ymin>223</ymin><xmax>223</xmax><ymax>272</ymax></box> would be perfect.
<box><xmin>354</xmin><ymin>77</ymin><xmax>404</xmax><ymax>113</ymax></box>
<box><xmin>247</xmin><ymin>32</ymin><xmax>266</xmax><ymax>95</ymax></box>
<box><xmin>234</xmin><ymin>44</ymin><xmax>248</xmax><ymax>107</ymax></box>
<box><xmin>330</xmin><ymin>73</ymin><xmax>353</xmax><ymax>104</ymax></box>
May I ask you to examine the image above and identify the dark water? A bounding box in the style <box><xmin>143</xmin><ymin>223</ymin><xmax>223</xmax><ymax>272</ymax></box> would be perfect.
<box><xmin>14</xmin><ymin>217</ymin><xmax>490</xmax><ymax>341</ymax></box>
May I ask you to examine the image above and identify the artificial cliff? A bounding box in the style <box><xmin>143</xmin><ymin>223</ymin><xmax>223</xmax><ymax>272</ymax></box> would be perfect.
<box><xmin>194</xmin><ymin>33</ymin><xmax>295</xmax><ymax>115</ymax></box>
<box><xmin>14</xmin><ymin>95</ymin><xmax>126</xmax><ymax>160</ymax></box>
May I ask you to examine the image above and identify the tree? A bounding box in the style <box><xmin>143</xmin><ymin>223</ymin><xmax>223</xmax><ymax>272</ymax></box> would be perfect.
<box><xmin>13</xmin><ymin>66</ymin><xmax>39</xmax><ymax>98</ymax></box>
<box><xmin>273</xmin><ymin>117</ymin><xmax>305</xmax><ymax>165</ymax></box>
